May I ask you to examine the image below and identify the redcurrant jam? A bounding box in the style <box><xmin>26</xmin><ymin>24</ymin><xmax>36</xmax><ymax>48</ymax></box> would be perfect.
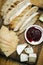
<box><xmin>26</xmin><ymin>27</ymin><xmax>42</xmax><ymax>42</ymax></box>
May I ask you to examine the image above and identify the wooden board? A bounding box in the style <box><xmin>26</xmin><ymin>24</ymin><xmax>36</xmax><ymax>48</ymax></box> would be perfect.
<box><xmin>30</xmin><ymin>0</ymin><xmax>43</xmax><ymax>8</ymax></box>
<box><xmin>0</xmin><ymin>0</ymin><xmax>43</xmax><ymax>65</ymax></box>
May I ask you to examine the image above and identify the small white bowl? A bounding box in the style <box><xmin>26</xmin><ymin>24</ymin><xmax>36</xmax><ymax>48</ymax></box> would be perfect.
<box><xmin>25</xmin><ymin>25</ymin><xmax>43</xmax><ymax>45</ymax></box>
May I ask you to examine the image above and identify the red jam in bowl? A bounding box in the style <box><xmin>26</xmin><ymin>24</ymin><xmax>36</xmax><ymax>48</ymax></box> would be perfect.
<box><xmin>26</xmin><ymin>27</ymin><xmax>42</xmax><ymax>42</ymax></box>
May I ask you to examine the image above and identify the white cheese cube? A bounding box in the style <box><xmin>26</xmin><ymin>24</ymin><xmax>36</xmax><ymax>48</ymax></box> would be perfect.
<box><xmin>20</xmin><ymin>53</ymin><xmax>29</xmax><ymax>62</ymax></box>
<box><xmin>29</xmin><ymin>53</ymin><xmax>37</xmax><ymax>62</ymax></box>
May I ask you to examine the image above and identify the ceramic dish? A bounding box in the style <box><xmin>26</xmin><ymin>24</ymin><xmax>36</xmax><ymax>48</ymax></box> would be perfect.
<box><xmin>25</xmin><ymin>25</ymin><xmax>43</xmax><ymax>45</ymax></box>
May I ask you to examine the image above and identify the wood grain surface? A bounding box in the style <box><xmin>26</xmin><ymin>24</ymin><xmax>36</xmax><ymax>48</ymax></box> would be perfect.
<box><xmin>30</xmin><ymin>0</ymin><xmax>43</xmax><ymax>8</ymax></box>
<box><xmin>0</xmin><ymin>57</ymin><xmax>23</xmax><ymax>65</ymax></box>
<box><xmin>37</xmin><ymin>46</ymin><xmax>43</xmax><ymax>65</ymax></box>
<box><xmin>0</xmin><ymin>0</ymin><xmax>43</xmax><ymax>65</ymax></box>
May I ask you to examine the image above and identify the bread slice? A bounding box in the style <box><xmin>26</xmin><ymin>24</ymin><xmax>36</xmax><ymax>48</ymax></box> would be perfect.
<box><xmin>17</xmin><ymin>13</ymin><xmax>39</xmax><ymax>35</ymax></box>
<box><xmin>1</xmin><ymin>0</ymin><xmax>22</xmax><ymax>15</ymax></box>
<box><xmin>3</xmin><ymin>0</ymin><xmax>31</xmax><ymax>25</ymax></box>
<box><xmin>20</xmin><ymin>12</ymin><xmax>39</xmax><ymax>30</ymax></box>
<box><xmin>14</xmin><ymin>6</ymin><xmax>38</xmax><ymax>31</ymax></box>
<box><xmin>9</xmin><ymin>6</ymin><xmax>31</xmax><ymax>29</ymax></box>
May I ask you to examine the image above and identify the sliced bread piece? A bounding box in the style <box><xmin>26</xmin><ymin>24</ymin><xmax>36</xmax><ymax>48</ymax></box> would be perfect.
<box><xmin>3</xmin><ymin>0</ymin><xmax>31</xmax><ymax>25</ymax></box>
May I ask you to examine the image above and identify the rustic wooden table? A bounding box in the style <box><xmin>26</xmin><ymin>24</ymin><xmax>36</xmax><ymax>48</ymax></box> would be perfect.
<box><xmin>0</xmin><ymin>0</ymin><xmax>43</xmax><ymax>65</ymax></box>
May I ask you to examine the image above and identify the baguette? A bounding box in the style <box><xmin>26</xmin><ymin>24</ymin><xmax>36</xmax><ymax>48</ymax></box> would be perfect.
<box><xmin>1</xmin><ymin>0</ymin><xmax>22</xmax><ymax>15</ymax></box>
<box><xmin>14</xmin><ymin>6</ymin><xmax>38</xmax><ymax>31</ymax></box>
<box><xmin>20</xmin><ymin>12</ymin><xmax>39</xmax><ymax>31</ymax></box>
<box><xmin>10</xmin><ymin>0</ymin><xmax>31</xmax><ymax>22</ymax></box>
<box><xmin>3</xmin><ymin>0</ymin><xmax>23</xmax><ymax>18</ymax></box>
<box><xmin>17</xmin><ymin>13</ymin><xmax>39</xmax><ymax>35</ymax></box>
<box><xmin>9</xmin><ymin>6</ymin><xmax>31</xmax><ymax>29</ymax></box>
<box><xmin>3</xmin><ymin>0</ymin><xmax>31</xmax><ymax>25</ymax></box>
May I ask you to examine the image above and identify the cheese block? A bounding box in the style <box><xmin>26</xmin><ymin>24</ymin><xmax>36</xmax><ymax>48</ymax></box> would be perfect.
<box><xmin>0</xmin><ymin>26</ymin><xmax>19</xmax><ymax>57</ymax></box>
<box><xmin>29</xmin><ymin>53</ymin><xmax>37</xmax><ymax>62</ymax></box>
<box><xmin>20</xmin><ymin>53</ymin><xmax>29</xmax><ymax>62</ymax></box>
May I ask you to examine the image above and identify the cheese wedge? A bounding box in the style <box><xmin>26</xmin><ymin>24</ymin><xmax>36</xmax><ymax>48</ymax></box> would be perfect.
<box><xmin>17</xmin><ymin>43</ymin><xmax>27</xmax><ymax>55</ymax></box>
<box><xmin>25</xmin><ymin>46</ymin><xmax>34</xmax><ymax>54</ymax></box>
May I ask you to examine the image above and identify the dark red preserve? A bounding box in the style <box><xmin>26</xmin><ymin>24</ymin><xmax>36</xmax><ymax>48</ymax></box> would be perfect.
<box><xmin>26</xmin><ymin>27</ymin><xmax>42</xmax><ymax>42</ymax></box>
